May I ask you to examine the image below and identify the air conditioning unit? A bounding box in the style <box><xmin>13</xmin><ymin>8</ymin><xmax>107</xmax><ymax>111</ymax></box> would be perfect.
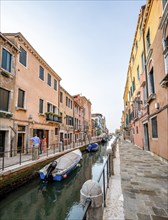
<box><xmin>155</xmin><ymin>102</ymin><xmax>160</xmax><ymax>109</ymax></box>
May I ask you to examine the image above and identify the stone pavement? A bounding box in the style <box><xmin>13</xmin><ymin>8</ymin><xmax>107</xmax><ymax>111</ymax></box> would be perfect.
<box><xmin>120</xmin><ymin>140</ymin><xmax>168</xmax><ymax>220</ymax></box>
<box><xmin>103</xmin><ymin>141</ymin><xmax>124</xmax><ymax>220</ymax></box>
<box><xmin>104</xmin><ymin>139</ymin><xmax>168</xmax><ymax>220</ymax></box>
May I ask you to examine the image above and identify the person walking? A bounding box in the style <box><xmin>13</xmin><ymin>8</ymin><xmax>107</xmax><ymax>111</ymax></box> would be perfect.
<box><xmin>30</xmin><ymin>134</ymin><xmax>40</xmax><ymax>160</ymax></box>
<box><xmin>42</xmin><ymin>136</ymin><xmax>47</xmax><ymax>153</ymax></box>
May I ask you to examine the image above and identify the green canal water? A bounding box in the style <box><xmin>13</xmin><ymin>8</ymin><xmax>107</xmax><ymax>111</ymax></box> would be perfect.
<box><xmin>0</xmin><ymin>143</ymin><xmax>108</xmax><ymax>220</ymax></box>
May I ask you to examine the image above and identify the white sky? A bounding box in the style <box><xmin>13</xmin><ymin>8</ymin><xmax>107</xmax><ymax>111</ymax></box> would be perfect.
<box><xmin>1</xmin><ymin>0</ymin><xmax>146</xmax><ymax>133</ymax></box>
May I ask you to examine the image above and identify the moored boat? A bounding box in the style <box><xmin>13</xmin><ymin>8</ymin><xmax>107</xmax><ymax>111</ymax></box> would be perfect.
<box><xmin>39</xmin><ymin>149</ymin><xmax>82</xmax><ymax>181</ymax></box>
<box><xmin>86</xmin><ymin>143</ymin><xmax>99</xmax><ymax>152</ymax></box>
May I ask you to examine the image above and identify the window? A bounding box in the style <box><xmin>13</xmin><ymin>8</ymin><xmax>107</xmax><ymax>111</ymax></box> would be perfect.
<box><xmin>151</xmin><ymin>116</ymin><xmax>158</xmax><ymax>138</ymax></box>
<box><xmin>55</xmin><ymin>128</ymin><xmax>58</xmax><ymax>135</ymax></box>
<box><xmin>2</xmin><ymin>48</ymin><xmax>12</xmax><ymax>72</ymax></box>
<box><xmin>53</xmin><ymin>106</ymin><xmax>56</xmax><ymax>113</ymax></box>
<box><xmin>141</xmin><ymin>52</ymin><xmax>145</xmax><ymax>71</ymax></box>
<box><xmin>66</xmin><ymin>97</ymin><xmax>68</xmax><ymax>107</ymax></box>
<box><xmin>19</xmin><ymin>47</ymin><xmax>27</xmax><ymax>67</ymax></box>
<box><xmin>54</xmin><ymin>79</ymin><xmax>57</xmax><ymax>90</ymax></box>
<box><xmin>129</xmin><ymin>90</ymin><xmax>131</xmax><ymax>100</ymax></box>
<box><xmin>148</xmin><ymin>68</ymin><xmax>155</xmax><ymax>95</ymax></box>
<box><xmin>146</xmin><ymin>28</ymin><xmax>151</xmax><ymax>51</ymax></box>
<box><xmin>139</xmin><ymin>19</ymin><xmax>142</xmax><ymax>35</ymax></box>
<box><xmin>132</xmin><ymin>55</ymin><xmax>134</xmax><ymax>64</ymax></box>
<box><xmin>132</xmin><ymin>77</ymin><xmax>135</xmax><ymax>93</ymax></box>
<box><xmin>60</xmin><ymin>92</ymin><xmax>63</xmax><ymax>103</ymax></box>
<box><xmin>39</xmin><ymin>99</ymin><xmax>43</xmax><ymax>114</ymax></box>
<box><xmin>39</xmin><ymin>66</ymin><xmax>44</xmax><ymax>81</ymax></box>
<box><xmin>130</xmin><ymin>86</ymin><xmax>133</xmax><ymax>97</ymax></box>
<box><xmin>136</xmin><ymin>126</ymin><xmax>138</xmax><ymax>134</ymax></box>
<box><xmin>47</xmin><ymin>103</ymin><xmax>52</xmax><ymax>112</ymax></box>
<box><xmin>164</xmin><ymin>52</ymin><xmax>168</xmax><ymax>75</ymax></box>
<box><xmin>135</xmin><ymin>40</ymin><xmax>138</xmax><ymax>51</ymax></box>
<box><xmin>163</xmin><ymin>36</ymin><xmax>168</xmax><ymax>74</ymax></box>
<box><xmin>162</xmin><ymin>0</ymin><xmax>167</xmax><ymax>10</ymax></box>
<box><xmin>47</xmin><ymin>73</ymin><xmax>51</xmax><ymax>86</ymax></box>
<box><xmin>137</xmin><ymin>66</ymin><xmax>140</xmax><ymax>81</ymax></box>
<box><xmin>143</xmin><ymin>84</ymin><xmax>147</xmax><ymax>103</ymax></box>
<box><xmin>18</xmin><ymin>89</ymin><xmax>25</xmax><ymax>108</ymax></box>
<box><xmin>0</xmin><ymin>88</ymin><xmax>10</xmax><ymax>111</ymax></box>
<box><xmin>66</xmin><ymin>115</ymin><xmax>73</xmax><ymax>126</ymax></box>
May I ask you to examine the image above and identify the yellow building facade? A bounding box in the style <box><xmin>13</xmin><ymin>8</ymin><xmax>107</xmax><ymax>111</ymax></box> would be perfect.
<box><xmin>123</xmin><ymin>0</ymin><xmax>168</xmax><ymax>160</ymax></box>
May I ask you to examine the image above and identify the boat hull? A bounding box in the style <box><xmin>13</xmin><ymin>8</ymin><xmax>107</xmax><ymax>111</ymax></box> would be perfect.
<box><xmin>86</xmin><ymin>143</ymin><xmax>99</xmax><ymax>152</ymax></box>
<box><xmin>53</xmin><ymin>164</ymin><xmax>80</xmax><ymax>181</ymax></box>
<box><xmin>39</xmin><ymin>149</ymin><xmax>82</xmax><ymax>181</ymax></box>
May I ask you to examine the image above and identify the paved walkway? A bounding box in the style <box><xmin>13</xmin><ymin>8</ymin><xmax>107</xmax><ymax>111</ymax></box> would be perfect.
<box><xmin>103</xmin><ymin>142</ymin><xmax>124</xmax><ymax>220</ymax></box>
<box><xmin>105</xmin><ymin>139</ymin><xmax>168</xmax><ymax>220</ymax></box>
<box><xmin>120</xmin><ymin>140</ymin><xmax>168</xmax><ymax>220</ymax></box>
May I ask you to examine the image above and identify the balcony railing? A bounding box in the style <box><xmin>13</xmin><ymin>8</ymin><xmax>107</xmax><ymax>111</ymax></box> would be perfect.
<box><xmin>0</xmin><ymin>111</ymin><xmax>13</xmax><ymax>118</ymax></box>
<box><xmin>45</xmin><ymin>112</ymin><xmax>62</xmax><ymax>123</ymax></box>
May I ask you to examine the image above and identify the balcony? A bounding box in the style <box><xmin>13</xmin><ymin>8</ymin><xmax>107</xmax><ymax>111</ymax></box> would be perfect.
<box><xmin>0</xmin><ymin>111</ymin><xmax>13</xmax><ymax>118</ymax></box>
<box><xmin>45</xmin><ymin>112</ymin><xmax>62</xmax><ymax>123</ymax></box>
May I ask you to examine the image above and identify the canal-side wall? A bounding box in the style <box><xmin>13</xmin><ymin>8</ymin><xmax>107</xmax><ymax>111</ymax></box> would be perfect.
<box><xmin>0</xmin><ymin>145</ymin><xmax>87</xmax><ymax>199</ymax></box>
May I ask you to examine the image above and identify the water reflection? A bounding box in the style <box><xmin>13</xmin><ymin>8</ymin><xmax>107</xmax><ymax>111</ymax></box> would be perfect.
<box><xmin>0</xmin><ymin>143</ymin><xmax>108</xmax><ymax>220</ymax></box>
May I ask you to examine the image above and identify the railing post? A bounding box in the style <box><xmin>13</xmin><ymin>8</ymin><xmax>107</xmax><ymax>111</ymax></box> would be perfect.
<box><xmin>47</xmin><ymin>146</ymin><xmax>48</xmax><ymax>157</ymax></box>
<box><xmin>80</xmin><ymin>179</ymin><xmax>103</xmax><ymax>220</ymax></box>
<box><xmin>112</xmin><ymin>140</ymin><xmax>117</xmax><ymax>158</ymax></box>
<box><xmin>19</xmin><ymin>149</ymin><xmax>22</xmax><ymax>165</ymax></box>
<box><xmin>2</xmin><ymin>151</ymin><xmax>5</xmax><ymax>171</ymax></box>
<box><xmin>106</xmin><ymin>159</ymin><xmax>109</xmax><ymax>188</ymax></box>
<box><xmin>103</xmin><ymin>169</ymin><xmax>106</xmax><ymax>207</ymax></box>
<box><xmin>106</xmin><ymin>146</ymin><xmax>114</xmax><ymax>176</ymax></box>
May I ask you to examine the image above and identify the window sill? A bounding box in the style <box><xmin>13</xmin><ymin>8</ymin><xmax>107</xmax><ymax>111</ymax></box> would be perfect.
<box><xmin>38</xmin><ymin>113</ymin><xmax>45</xmax><ymax>116</ymax></box>
<box><xmin>147</xmin><ymin>94</ymin><xmax>156</xmax><ymax>103</ymax></box>
<box><xmin>16</xmin><ymin>107</ymin><xmax>27</xmax><ymax>111</ymax></box>
<box><xmin>19</xmin><ymin>61</ymin><xmax>27</xmax><ymax>68</ymax></box>
<box><xmin>152</xmin><ymin>137</ymin><xmax>158</xmax><ymax>140</ymax></box>
<box><xmin>160</xmin><ymin>73</ymin><xmax>168</xmax><ymax>88</ymax></box>
<box><xmin>0</xmin><ymin>68</ymin><xmax>14</xmax><ymax>78</ymax></box>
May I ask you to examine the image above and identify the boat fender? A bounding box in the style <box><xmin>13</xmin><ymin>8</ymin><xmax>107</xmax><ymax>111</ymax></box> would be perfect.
<box><xmin>63</xmin><ymin>174</ymin><xmax>67</xmax><ymax>179</ymax></box>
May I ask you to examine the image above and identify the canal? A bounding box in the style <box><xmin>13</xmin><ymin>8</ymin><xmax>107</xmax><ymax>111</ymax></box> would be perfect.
<box><xmin>0</xmin><ymin>142</ymin><xmax>109</xmax><ymax>220</ymax></box>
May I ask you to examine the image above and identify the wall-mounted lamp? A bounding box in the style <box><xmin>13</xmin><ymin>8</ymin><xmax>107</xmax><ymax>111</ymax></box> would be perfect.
<box><xmin>28</xmin><ymin>114</ymin><xmax>33</xmax><ymax>120</ymax></box>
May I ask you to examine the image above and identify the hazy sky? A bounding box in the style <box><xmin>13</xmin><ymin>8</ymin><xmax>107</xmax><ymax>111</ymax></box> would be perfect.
<box><xmin>1</xmin><ymin>0</ymin><xmax>146</xmax><ymax>132</ymax></box>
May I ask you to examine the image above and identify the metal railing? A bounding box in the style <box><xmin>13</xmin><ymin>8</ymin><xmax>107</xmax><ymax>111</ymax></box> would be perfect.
<box><xmin>97</xmin><ymin>154</ymin><xmax>110</xmax><ymax>207</ymax></box>
<box><xmin>81</xmin><ymin>198</ymin><xmax>92</xmax><ymax>220</ymax></box>
<box><xmin>81</xmin><ymin>154</ymin><xmax>110</xmax><ymax>220</ymax></box>
<box><xmin>0</xmin><ymin>137</ymin><xmax>102</xmax><ymax>171</ymax></box>
<box><xmin>0</xmin><ymin>144</ymin><xmax>59</xmax><ymax>171</ymax></box>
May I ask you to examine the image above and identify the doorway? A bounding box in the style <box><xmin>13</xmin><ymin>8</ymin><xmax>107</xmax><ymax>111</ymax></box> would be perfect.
<box><xmin>0</xmin><ymin>131</ymin><xmax>5</xmax><ymax>157</ymax></box>
<box><xmin>144</xmin><ymin>123</ymin><xmax>150</xmax><ymax>151</ymax></box>
<box><xmin>33</xmin><ymin>129</ymin><xmax>49</xmax><ymax>149</ymax></box>
<box><xmin>17</xmin><ymin>133</ymin><xmax>24</xmax><ymax>153</ymax></box>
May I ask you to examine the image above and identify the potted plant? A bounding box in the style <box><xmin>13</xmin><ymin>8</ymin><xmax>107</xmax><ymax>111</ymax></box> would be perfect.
<box><xmin>45</xmin><ymin>112</ymin><xmax>53</xmax><ymax>120</ymax></box>
<box><xmin>0</xmin><ymin>111</ymin><xmax>13</xmax><ymax>118</ymax></box>
<box><xmin>53</xmin><ymin>113</ymin><xmax>62</xmax><ymax>122</ymax></box>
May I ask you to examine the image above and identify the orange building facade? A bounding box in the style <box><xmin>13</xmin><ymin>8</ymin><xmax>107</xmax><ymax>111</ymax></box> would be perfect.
<box><xmin>0</xmin><ymin>32</ymin><xmax>98</xmax><ymax>157</ymax></box>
